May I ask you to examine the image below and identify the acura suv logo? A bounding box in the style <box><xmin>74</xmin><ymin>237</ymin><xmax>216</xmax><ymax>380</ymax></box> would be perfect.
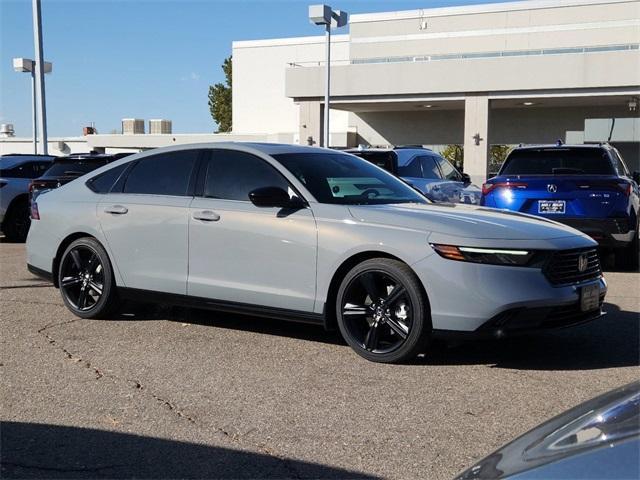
<box><xmin>547</xmin><ymin>184</ymin><xmax>558</xmax><ymax>193</ymax></box>
<box><xmin>577</xmin><ymin>253</ymin><xmax>589</xmax><ymax>272</ymax></box>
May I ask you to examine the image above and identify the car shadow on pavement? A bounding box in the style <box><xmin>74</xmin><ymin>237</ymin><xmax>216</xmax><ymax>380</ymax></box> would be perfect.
<box><xmin>422</xmin><ymin>303</ymin><xmax>639</xmax><ymax>370</ymax></box>
<box><xmin>1</xmin><ymin>422</ymin><xmax>376</xmax><ymax>479</ymax></box>
<box><xmin>115</xmin><ymin>302</ymin><xmax>345</xmax><ymax>346</ymax></box>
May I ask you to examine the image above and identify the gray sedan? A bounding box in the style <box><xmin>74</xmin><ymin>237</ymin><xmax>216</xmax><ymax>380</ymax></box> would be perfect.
<box><xmin>26</xmin><ymin>143</ymin><xmax>606</xmax><ymax>363</ymax></box>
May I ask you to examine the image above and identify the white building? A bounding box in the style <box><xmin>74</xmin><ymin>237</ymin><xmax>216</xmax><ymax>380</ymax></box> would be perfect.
<box><xmin>2</xmin><ymin>0</ymin><xmax>639</xmax><ymax>184</ymax></box>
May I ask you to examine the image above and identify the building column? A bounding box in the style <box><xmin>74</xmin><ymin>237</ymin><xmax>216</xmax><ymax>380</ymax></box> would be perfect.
<box><xmin>463</xmin><ymin>94</ymin><xmax>490</xmax><ymax>186</ymax></box>
<box><xmin>298</xmin><ymin>101</ymin><xmax>322</xmax><ymax>146</ymax></box>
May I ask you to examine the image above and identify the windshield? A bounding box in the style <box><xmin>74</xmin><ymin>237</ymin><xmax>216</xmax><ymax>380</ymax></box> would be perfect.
<box><xmin>501</xmin><ymin>149</ymin><xmax>615</xmax><ymax>175</ymax></box>
<box><xmin>273</xmin><ymin>152</ymin><xmax>428</xmax><ymax>205</ymax></box>
<box><xmin>44</xmin><ymin>158</ymin><xmax>109</xmax><ymax>177</ymax></box>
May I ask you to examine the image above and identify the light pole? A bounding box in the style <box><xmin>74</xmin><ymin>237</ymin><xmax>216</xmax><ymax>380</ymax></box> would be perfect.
<box><xmin>32</xmin><ymin>0</ymin><xmax>49</xmax><ymax>155</ymax></box>
<box><xmin>309</xmin><ymin>5</ymin><xmax>348</xmax><ymax>148</ymax></box>
<box><xmin>12</xmin><ymin>58</ymin><xmax>52</xmax><ymax>154</ymax></box>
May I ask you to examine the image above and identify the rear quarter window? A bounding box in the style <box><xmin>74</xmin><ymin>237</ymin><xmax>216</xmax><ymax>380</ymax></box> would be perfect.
<box><xmin>86</xmin><ymin>163</ymin><xmax>129</xmax><ymax>193</ymax></box>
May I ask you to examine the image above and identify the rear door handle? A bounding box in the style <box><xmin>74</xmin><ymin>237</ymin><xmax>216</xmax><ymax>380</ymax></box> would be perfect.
<box><xmin>193</xmin><ymin>210</ymin><xmax>220</xmax><ymax>222</ymax></box>
<box><xmin>104</xmin><ymin>205</ymin><xmax>128</xmax><ymax>215</ymax></box>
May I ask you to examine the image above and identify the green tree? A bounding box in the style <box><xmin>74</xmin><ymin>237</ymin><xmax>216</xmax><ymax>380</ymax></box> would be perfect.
<box><xmin>208</xmin><ymin>56</ymin><xmax>232</xmax><ymax>132</ymax></box>
<box><xmin>441</xmin><ymin>144</ymin><xmax>464</xmax><ymax>170</ymax></box>
<box><xmin>489</xmin><ymin>145</ymin><xmax>511</xmax><ymax>176</ymax></box>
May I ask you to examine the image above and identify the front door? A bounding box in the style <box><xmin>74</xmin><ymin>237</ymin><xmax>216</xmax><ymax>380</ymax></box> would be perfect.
<box><xmin>187</xmin><ymin>149</ymin><xmax>317</xmax><ymax>312</ymax></box>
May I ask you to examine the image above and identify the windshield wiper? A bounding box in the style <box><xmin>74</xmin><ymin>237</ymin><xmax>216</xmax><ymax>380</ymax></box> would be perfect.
<box><xmin>63</xmin><ymin>170</ymin><xmax>86</xmax><ymax>175</ymax></box>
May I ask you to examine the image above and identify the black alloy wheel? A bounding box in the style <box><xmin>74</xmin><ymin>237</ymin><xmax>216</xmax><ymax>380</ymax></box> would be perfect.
<box><xmin>3</xmin><ymin>199</ymin><xmax>30</xmax><ymax>242</ymax></box>
<box><xmin>336</xmin><ymin>258</ymin><xmax>430</xmax><ymax>363</ymax></box>
<box><xmin>58</xmin><ymin>238</ymin><xmax>118</xmax><ymax>318</ymax></box>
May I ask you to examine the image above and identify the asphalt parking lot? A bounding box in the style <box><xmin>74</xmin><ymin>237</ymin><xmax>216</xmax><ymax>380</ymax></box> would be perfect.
<box><xmin>1</xmin><ymin>241</ymin><xmax>638</xmax><ymax>479</ymax></box>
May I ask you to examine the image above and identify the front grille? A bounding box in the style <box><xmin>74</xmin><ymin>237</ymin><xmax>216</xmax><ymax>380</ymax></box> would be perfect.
<box><xmin>544</xmin><ymin>248</ymin><xmax>601</xmax><ymax>285</ymax></box>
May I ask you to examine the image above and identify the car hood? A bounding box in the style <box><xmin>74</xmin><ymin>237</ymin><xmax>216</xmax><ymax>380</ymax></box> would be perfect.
<box><xmin>347</xmin><ymin>202</ymin><xmax>591</xmax><ymax>241</ymax></box>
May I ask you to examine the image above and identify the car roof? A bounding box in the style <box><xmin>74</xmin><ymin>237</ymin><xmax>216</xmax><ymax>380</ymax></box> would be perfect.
<box><xmin>0</xmin><ymin>154</ymin><xmax>55</xmax><ymax>169</ymax></box>
<box><xmin>54</xmin><ymin>153</ymin><xmax>119</xmax><ymax>161</ymax></box>
<box><xmin>511</xmin><ymin>144</ymin><xmax>611</xmax><ymax>152</ymax></box>
<box><xmin>346</xmin><ymin>147</ymin><xmax>439</xmax><ymax>167</ymax></box>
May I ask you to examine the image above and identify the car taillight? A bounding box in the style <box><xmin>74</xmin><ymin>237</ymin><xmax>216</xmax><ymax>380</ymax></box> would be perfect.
<box><xmin>30</xmin><ymin>202</ymin><xmax>40</xmax><ymax>220</ymax></box>
<box><xmin>482</xmin><ymin>182</ymin><xmax>527</xmax><ymax>195</ymax></box>
<box><xmin>618</xmin><ymin>182</ymin><xmax>632</xmax><ymax>196</ymax></box>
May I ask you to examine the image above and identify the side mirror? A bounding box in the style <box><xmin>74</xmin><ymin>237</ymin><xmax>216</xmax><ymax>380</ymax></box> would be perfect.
<box><xmin>633</xmin><ymin>171</ymin><xmax>640</xmax><ymax>184</ymax></box>
<box><xmin>461</xmin><ymin>173</ymin><xmax>471</xmax><ymax>185</ymax></box>
<box><xmin>249</xmin><ymin>186</ymin><xmax>305</xmax><ymax>209</ymax></box>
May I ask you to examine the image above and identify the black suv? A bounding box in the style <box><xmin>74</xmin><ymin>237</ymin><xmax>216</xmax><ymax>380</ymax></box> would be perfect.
<box><xmin>30</xmin><ymin>152</ymin><xmax>134</xmax><ymax>202</ymax></box>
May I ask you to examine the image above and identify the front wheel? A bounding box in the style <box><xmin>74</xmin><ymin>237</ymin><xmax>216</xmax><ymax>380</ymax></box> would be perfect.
<box><xmin>336</xmin><ymin>258</ymin><xmax>431</xmax><ymax>363</ymax></box>
<box><xmin>58</xmin><ymin>237</ymin><xmax>119</xmax><ymax>319</ymax></box>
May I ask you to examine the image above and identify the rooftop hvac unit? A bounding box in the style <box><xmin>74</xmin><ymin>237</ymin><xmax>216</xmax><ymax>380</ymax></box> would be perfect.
<box><xmin>0</xmin><ymin>123</ymin><xmax>15</xmax><ymax>137</ymax></box>
<box><xmin>122</xmin><ymin>118</ymin><xmax>145</xmax><ymax>135</ymax></box>
<box><xmin>149</xmin><ymin>119</ymin><xmax>172</xmax><ymax>134</ymax></box>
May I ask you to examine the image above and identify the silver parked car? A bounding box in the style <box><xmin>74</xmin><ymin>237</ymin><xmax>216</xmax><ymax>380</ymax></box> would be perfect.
<box><xmin>347</xmin><ymin>147</ymin><xmax>482</xmax><ymax>204</ymax></box>
<box><xmin>26</xmin><ymin>143</ymin><xmax>607</xmax><ymax>363</ymax></box>
<box><xmin>456</xmin><ymin>381</ymin><xmax>639</xmax><ymax>479</ymax></box>
<box><xmin>0</xmin><ymin>154</ymin><xmax>55</xmax><ymax>241</ymax></box>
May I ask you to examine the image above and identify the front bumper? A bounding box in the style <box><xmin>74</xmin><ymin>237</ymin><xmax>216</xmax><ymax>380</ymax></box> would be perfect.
<box><xmin>553</xmin><ymin>217</ymin><xmax>635</xmax><ymax>248</ymax></box>
<box><xmin>412</xmin><ymin>253</ymin><xmax>607</xmax><ymax>333</ymax></box>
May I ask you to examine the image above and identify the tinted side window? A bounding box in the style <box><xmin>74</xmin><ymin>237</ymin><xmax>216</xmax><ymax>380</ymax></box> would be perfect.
<box><xmin>87</xmin><ymin>163</ymin><xmax>129</xmax><ymax>193</ymax></box>
<box><xmin>434</xmin><ymin>156</ymin><xmax>461</xmax><ymax>181</ymax></box>
<box><xmin>204</xmin><ymin>150</ymin><xmax>289</xmax><ymax>201</ymax></box>
<box><xmin>123</xmin><ymin>151</ymin><xmax>199</xmax><ymax>196</ymax></box>
<box><xmin>397</xmin><ymin>158</ymin><xmax>422</xmax><ymax>177</ymax></box>
<box><xmin>0</xmin><ymin>162</ymin><xmax>36</xmax><ymax>178</ymax></box>
<box><xmin>33</xmin><ymin>161</ymin><xmax>51</xmax><ymax>177</ymax></box>
<box><xmin>418</xmin><ymin>156</ymin><xmax>442</xmax><ymax>179</ymax></box>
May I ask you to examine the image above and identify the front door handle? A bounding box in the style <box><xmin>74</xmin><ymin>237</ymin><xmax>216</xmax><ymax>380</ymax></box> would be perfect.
<box><xmin>193</xmin><ymin>210</ymin><xmax>220</xmax><ymax>222</ymax></box>
<box><xmin>104</xmin><ymin>205</ymin><xmax>128</xmax><ymax>215</ymax></box>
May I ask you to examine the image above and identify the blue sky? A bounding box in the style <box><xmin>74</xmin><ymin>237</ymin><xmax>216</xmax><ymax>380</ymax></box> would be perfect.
<box><xmin>1</xmin><ymin>0</ymin><xmax>511</xmax><ymax>136</ymax></box>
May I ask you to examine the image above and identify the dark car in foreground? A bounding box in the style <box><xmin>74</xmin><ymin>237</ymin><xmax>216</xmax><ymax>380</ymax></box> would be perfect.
<box><xmin>456</xmin><ymin>381</ymin><xmax>639</xmax><ymax>479</ymax></box>
<box><xmin>481</xmin><ymin>144</ymin><xmax>639</xmax><ymax>268</ymax></box>
<box><xmin>0</xmin><ymin>154</ymin><xmax>55</xmax><ymax>241</ymax></box>
<box><xmin>30</xmin><ymin>152</ymin><xmax>134</xmax><ymax>203</ymax></box>
<box><xmin>347</xmin><ymin>147</ymin><xmax>481</xmax><ymax>204</ymax></box>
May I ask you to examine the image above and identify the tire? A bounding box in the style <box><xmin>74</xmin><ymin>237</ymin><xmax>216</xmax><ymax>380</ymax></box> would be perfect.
<box><xmin>58</xmin><ymin>237</ymin><xmax>119</xmax><ymax>319</ymax></box>
<box><xmin>3</xmin><ymin>198</ymin><xmax>31</xmax><ymax>242</ymax></box>
<box><xmin>335</xmin><ymin>258</ymin><xmax>431</xmax><ymax>363</ymax></box>
<box><xmin>623</xmin><ymin>218</ymin><xmax>640</xmax><ymax>271</ymax></box>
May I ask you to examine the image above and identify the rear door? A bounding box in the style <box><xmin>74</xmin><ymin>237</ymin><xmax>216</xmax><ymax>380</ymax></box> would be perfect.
<box><xmin>498</xmin><ymin>148</ymin><xmax>622</xmax><ymax>218</ymax></box>
<box><xmin>97</xmin><ymin>149</ymin><xmax>201</xmax><ymax>294</ymax></box>
<box><xmin>187</xmin><ymin>149</ymin><xmax>317</xmax><ymax>311</ymax></box>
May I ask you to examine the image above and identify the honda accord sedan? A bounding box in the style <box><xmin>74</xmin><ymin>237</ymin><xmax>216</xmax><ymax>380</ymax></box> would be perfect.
<box><xmin>26</xmin><ymin>143</ymin><xmax>607</xmax><ymax>363</ymax></box>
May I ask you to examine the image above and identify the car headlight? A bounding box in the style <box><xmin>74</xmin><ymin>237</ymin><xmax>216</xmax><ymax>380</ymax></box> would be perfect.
<box><xmin>430</xmin><ymin>244</ymin><xmax>541</xmax><ymax>266</ymax></box>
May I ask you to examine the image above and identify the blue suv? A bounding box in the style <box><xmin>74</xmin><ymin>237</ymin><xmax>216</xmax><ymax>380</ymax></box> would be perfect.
<box><xmin>481</xmin><ymin>144</ymin><xmax>640</xmax><ymax>268</ymax></box>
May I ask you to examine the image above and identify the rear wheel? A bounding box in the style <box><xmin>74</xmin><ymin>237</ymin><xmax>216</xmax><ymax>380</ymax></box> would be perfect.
<box><xmin>3</xmin><ymin>198</ymin><xmax>30</xmax><ymax>242</ymax></box>
<box><xmin>336</xmin><ymin>258</ymin><xmax>431</xmax><ymax>363</ymax></box>
<box><xmin>623</xmin><ymin>217</ymin><xmax>639</xmax><ymax>271</ymax></box>
<box><xmin>58</xmin><ymin>238</ymin><xmax>119</xmax><ymax>319</ymax></box>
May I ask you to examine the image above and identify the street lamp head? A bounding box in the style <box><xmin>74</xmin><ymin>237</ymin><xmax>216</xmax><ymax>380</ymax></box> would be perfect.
<box><xmin>12</xmin><ymin>57</ymin><xmax>52</xmax><ymax>73</ymax></box>
<box><xmin>332</xmin><ymin>10</ymin><xmax>348</xmax><ymax>28</ymax></box>
<box><xmin>13</xmin><ymin>57</ymin><xmax>34</xmax><ymax>73</ymax></box>
<box><xmin>309</xmin><ymin>4</ymin><xmax>332</xmax><ymax>25</ymax></box>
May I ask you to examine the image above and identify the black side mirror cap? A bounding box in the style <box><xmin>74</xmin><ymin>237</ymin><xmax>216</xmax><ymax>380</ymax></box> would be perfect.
<box><xmin>249</xmin><ymin>186</ymin><xmax>306</xmax><ymax>209</ymax></box>
<box><xmin>461</xmin><ymin>173</ymin><xmax>472</xmax><ymax>185</ymax></box>
<box><xmin>633</xmin><ymin>171</ymin><xmax>640</xmax><ymax>184</ymax></box>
